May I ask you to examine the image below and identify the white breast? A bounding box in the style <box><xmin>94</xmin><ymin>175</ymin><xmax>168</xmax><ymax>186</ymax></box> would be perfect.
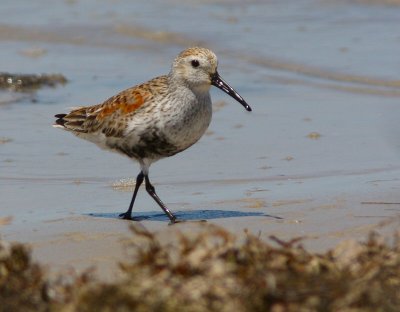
<box><xmin>159</xmin><ymin>88</ymin><xmax>213</xmax><ymax>151</ymax></box>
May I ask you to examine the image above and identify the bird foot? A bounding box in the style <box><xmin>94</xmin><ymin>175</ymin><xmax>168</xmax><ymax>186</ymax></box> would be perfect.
<box><xmin>119</xmin><ymin>212</ymin><xmax>132</xmax><ymax>220</ymax></box>
<box><xmin>119</xmin><ymin>212</ymin><xmax>146</xmax><ymax>221</ymax></box>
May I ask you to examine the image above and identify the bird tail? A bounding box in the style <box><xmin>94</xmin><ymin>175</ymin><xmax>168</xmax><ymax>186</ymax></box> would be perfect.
<box><xmin>54</xmin><ymin>114</ymin><xmax>67</xmax><ymax>128</ymax></box>
<box><xmin>53</xmin><ymin>108</ymin><xmax>89</xmax><ymax>133</ymax></box>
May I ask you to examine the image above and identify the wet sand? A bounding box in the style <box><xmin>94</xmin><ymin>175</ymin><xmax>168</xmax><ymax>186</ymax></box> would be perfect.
<box><xmin>1</xmin><ymin>0</ymin><xmax>400</xmax><ymax>280</ymax></box>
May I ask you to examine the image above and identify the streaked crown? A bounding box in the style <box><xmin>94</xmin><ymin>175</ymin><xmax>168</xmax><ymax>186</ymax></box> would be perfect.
<box><xmin>170</xmin><ymin>47</ymin><xmax>218</xmax><ymax>93</ymax></box>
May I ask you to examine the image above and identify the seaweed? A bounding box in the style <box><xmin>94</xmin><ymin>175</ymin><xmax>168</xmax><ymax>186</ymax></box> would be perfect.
<box><xmin>0</xmin><ymin>241</ymin><xmax>49</xmax><ymax>312</ymax></box>
<box><xmin>1</xmin><ymin>224</ymin><xmax>399</xmax><ymax>311</ymax></box>
<box><xmin>0</xmin><ymin>72</ymin><xmax>67</xmax><ymax>91</ymax></box>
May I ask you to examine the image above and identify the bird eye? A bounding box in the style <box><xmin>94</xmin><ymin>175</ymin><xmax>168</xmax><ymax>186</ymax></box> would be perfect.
<box><xmin>191</xmin><ymin>59</ymin><xmax>200</xmax><ymax>68</ymax></box>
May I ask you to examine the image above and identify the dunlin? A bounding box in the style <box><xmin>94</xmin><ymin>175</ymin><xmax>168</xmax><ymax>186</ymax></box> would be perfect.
<box><xmin>54</xmin><ymin>47</ymin><xmax>251</xmax><ymax>223</ymax></box>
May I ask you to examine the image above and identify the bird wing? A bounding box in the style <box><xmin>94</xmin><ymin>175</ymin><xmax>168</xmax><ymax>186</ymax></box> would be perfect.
<box><xmin>55</xmin><ymin>85</ymin><xmax>154</xmax><ymax>137</ymax></box>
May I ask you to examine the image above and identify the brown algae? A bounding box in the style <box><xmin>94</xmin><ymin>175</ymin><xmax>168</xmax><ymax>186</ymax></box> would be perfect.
<box><xmin>1</xmin><ymin>224</ymin><xmax>400</xmax><ymax>311</ymax></box>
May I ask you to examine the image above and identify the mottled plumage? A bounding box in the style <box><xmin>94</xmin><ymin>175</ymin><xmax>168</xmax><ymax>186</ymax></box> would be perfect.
<box><xmin>54</xmin><ymin>47</ymin><xmax>251</xmax><ymax>223</ymax></box>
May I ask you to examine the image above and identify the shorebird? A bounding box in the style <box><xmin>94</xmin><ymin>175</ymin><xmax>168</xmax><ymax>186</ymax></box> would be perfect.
<box><xmin>54</xmin><ymin>47</ymin><xmax>251</xmax><ymax>223</ymax></box>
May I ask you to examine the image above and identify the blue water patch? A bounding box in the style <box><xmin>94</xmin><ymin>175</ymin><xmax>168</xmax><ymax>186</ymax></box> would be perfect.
<box><xmin>87</xmin><ymin>209</ymin><xmax>281</xmax><ymax>222</ymax></box>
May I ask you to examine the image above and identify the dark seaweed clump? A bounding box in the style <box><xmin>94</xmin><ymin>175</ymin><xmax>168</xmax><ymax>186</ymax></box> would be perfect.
<box><xmin>0</xmin><ymin>241</ymin><xmax>49</xmax><ymax>311</ymax></box>
<box><xmin>1</xmin><ymin>224</ymin><xmax>400</xmax><ymax>312</ymax></box>
<box><xmin>0</xmin><ymin>72</ymin><xmax>67</xmax><ymax>91</ymax></box>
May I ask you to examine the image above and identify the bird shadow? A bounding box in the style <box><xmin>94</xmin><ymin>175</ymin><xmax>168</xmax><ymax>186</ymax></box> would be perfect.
<box><xmin>87</xmin><ymin>209</ymin><xmax>282</xmax><ymax>222</ymax></box>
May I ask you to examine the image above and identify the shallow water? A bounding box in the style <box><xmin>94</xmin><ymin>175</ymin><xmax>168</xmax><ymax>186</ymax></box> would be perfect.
<box><xmin>1</xmin><ymin>0</ymin><xmax>400</xmax><ymax>278</ymax></box>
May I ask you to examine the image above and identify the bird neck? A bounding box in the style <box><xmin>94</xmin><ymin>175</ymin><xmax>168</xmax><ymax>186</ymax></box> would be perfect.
<box><xmin>168</xmin><ymin>72</ymin><xmax>210</xmax><ymax>98</ymax></box>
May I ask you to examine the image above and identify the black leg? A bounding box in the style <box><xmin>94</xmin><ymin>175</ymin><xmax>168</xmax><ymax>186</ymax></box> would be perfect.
<box><xmin>119</xmin><ymin>171</ymin><xmax>144</xmax><ymax>220</ymax></box>
<box><xmin>144</xmin><ymin>174</ymin><xmax>177</xmax><ymax>223</ymax></box>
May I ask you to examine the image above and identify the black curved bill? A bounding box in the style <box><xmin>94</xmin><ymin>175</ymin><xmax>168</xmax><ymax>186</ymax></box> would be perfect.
<box><xmin>211</xmin><ymin>71</ymin><xmax>252</xmax><ymax>112</ymax></box>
